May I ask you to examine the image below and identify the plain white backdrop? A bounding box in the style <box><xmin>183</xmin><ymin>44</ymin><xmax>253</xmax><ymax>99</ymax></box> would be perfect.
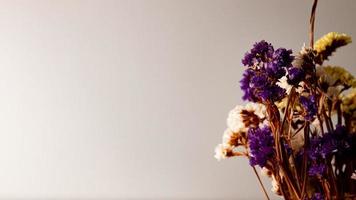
<box><xmin>0</xmin><ymin>0</ymin><xmax>355</xmax><ymax>199</ymax></box>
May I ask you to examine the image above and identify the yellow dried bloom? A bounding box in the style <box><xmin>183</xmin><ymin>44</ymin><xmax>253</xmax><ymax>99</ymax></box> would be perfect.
<box><xmin>317</xmin><ymin>66</ymin><xmax>356</xmax><ymax>88</ymax></box>
<box><xmin>314</xmin><ymin>32</ymin><xmax>352</xmax><ymax>64</ymax></box>
<box><xmin>341</xmin><ymin>88</ymin><xmax>356</xmax><ymax>115</ymax></box>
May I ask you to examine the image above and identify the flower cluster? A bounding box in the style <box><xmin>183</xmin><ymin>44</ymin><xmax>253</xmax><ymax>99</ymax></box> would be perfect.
<box><xmin>300</xmin><ymin>95</ymin><xmax>318</xmax><ymax>121</ymax></box>
<box><xmin>214</xmin><ymin>103</ymin><xmax>267</xmax><ymax>161</ymax></box>
<box><xmin>248</xmin><ymin>125</ymin><xmax>275</xmax><ymax>168</ymax></box>
<box><xmin>240</xmin><ymin>41</ymin><xmax>294</xmax><ymax>102</ymax></box>
<box><xmin>308</xmin><ymin>137</ymin><xmax>327</xmax><ymax>177</ymax></box>
<box><xmin>227</xmin><ymin>102</ymin><xmax>267</xmax><ymax>133</ymax></box>
<box><xmin>216</xmin><ymin>32</ymin><xmax>356</xmax><ymax>199</ymax></box>
<box><xmin>314</xmin><ymin>32</ymin><xmax>352</xmax><ymax>64</ymax></box>
<box><xmin>311</xmin><ymin>193</ymin><xmax>324</xmax><ymax>200</ymax></box>
<box><xmin>308</xmin><ymin>125</ymin><xmax>355</xmax><ymax>178</ymax></box>
<box><xmin>341</xmin><ymin>88</ymin><xmax>356</xmax><ymax>115</ymax></box>
<box><xmin>352</xmin><ymin>171</ymin><xmax>356</xmax><ymax>180</ymax></box>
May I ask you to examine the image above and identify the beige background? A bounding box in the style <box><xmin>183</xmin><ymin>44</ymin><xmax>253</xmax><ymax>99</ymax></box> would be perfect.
<box><xmin>0</xmin><ymin>0</ymin><xmax>355</xmax><ymax>199</ymax></box>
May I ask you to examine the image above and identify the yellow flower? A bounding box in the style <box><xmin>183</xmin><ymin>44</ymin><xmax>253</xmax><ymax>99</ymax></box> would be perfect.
<box><xmin>316</xmin><ymin>66</ymin><xmax>356</xmax><ymax>88</ymax></box>
<box><xmin>314</xmin><ymin>32</ymin><xmax>352</xmax><ymax>64</ymax></box>
<box><xmin>341</xmin><ymin>88</ymin><xmax>356</xmax><ymax>115</ymax></box>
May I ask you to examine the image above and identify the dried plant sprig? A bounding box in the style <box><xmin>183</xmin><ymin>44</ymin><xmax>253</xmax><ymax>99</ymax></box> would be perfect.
<box><xmin>316</xmin><ymin>66</ymin><xmax>356</xmax><ymax>89</ymax></box>
<box><xmin>314</xmin><ymin>32</ymin><xmax>352</xmax><ymax>64</ymax></box>
<box><xmin>215</xmin><ymin>1</ymin><xmax>356</xmax><ymax>200</ymax></box>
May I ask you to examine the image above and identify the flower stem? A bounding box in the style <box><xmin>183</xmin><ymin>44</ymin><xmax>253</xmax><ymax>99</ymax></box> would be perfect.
<box><xmin>252</xmin><ymin>166</ymin><xmax>270</xmax><ymax>200</ymax></box>
<box><xmin>309</xmin><ymin>0</ymin><xmax>318</xmax><ymax>48</ymax></box>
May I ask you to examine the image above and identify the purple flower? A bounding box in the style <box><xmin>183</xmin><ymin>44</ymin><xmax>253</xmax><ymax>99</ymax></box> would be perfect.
<box><xmin>322</xmin><ymin>125</ymin><xmax>354</xmax><ymax>157</ymax></box>
<box><xmin>264</xmin><ymin>48</ymin><xmax>294</xmax><ymax>79</ymax></box>
<box><xmin>307</xmin><ymin>137</ymin><xmax>327</xmax><ymax>177</ymax></box>
<box><xmin>308</xmin><ymin>163</ymin><xmax>327</xmax><ymax>177</ymax></box>
<box><xmin>242</xmin><ymin>40</ymin><xmax>274</xmax><ymax>66</ymax></box>
<box><xmin>319</xmin><ymin>133</ymin><xmax>338</xmax><ymax>158</ymax></box>
<box><xmin>257</xmin><ymin>85</ymin><xmax>286</xmax><ymax>102</ymax></box>
<box><xmin>266</xmin><ymin>62</ymin><xmax>286</xmax><ymax>79</ymax></box>
<box><xmin>240</xmin><ymin>68</ymin><xmax>286</xmax><ymax>102</ymax></box>
<box><xmin>306</xmin><ymin>125</ymin><xmax>355</xmax><ymax>178</ymax></box>
<box><xmin>311</xmin><ymin>193</ymin><xmax>324</xmax><ymax>200</ymax></box>
<box><xmin>240</xmin><ymin>41</ymin><xmax>293</xmax><ymax>102</ymax></box>
<box><xmin>300</xmin><ymin>95</ymin><xmax>317</xmax><ymax>121</ymax></box>
<box><xmin>284</xmin><ymin>142</ymin><xmax>292</xmax><ymax>156</ymax></box>
<box><xmin>242</xmin><ymin>52</ymin><xmax>255</xmax><ymax>66</ymax></box>
<box><xmin>273</xmin><ymin>48</ymin><xmax>294</xmax><ymax>67</ymax></box>
<box><xmin>287</xmin><ymin>67</ymin><xmax>305</xmax><ymax>86</ymax></box>
<box><xmin>240</xmin><ymin>69</ymin><xmax>258</xmax><ymax>101</ymax></box>
<box><xmin>248</xmin><ymin>126</ymin><xmax>275</xmax><ymax>168</ymax></box>
<box><xmin>308</xmin><ymin>137</ymin><xmax>323</xmax><ymax>160</ymax></box>
<box><xmin>250</xmin><ymin>73</ymin><xmax>269</xmax><ymax>89</ymax></box>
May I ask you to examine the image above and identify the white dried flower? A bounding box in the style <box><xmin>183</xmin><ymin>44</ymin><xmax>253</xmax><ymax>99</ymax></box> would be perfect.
<box><xmin>271</xmin><ymin>175</ymin><xmax>280</xmax><ymax>194</ymax></box>
<box><xmin>277</xmin><ymin>76</ymin><xmax>304</xmax><ymax>95</ymax></box>
<box><xmin>296</xmin><ymin>82</ymin><xmax>305</xmax><ymax>94</ymax></box>
<box><xmin>227</xmin><ymin>103</ymin><xmax>267</xmax><ymax>133</ymax></box>
<box><xmin>244</xmin><ymin>103</ymin><xmax>266</xmax><ymax>119</ymax></box>
<box><xmin>260</xmin><ymin>167</ymin><xmax>272</xmax><ymax>177</ymax></box>
<box><xmin>214</xmin><ymin>144</ymin><xmax>230</xmax><ymax>161</ymax></box>
<box><xmin>277</xmin><ymin>76</ymin><xmax>293</xmax><ymax>95</ymax></box>
<box><xmin>311</xmin><ymin>118</ymin><xmax>320</xmax><ymax>128</ymax></box>
<box><xmin>227</xmin><ymin>105</ymin><xmax>245</xmax><ymax>133</ymax></box>
<box><xmin>290</xmin><ymin>130</ymin><xmax>304</xmax><ymax>152</ymax></box>
<box><xmin>352</xmin><ymin>171</ymin><xmax>356</xmax><ymax>180</ymax></box>
<box><xmin>222</xmin><ymin>128</ymin><xmax>239</xmax><ymax>147</ymax></box>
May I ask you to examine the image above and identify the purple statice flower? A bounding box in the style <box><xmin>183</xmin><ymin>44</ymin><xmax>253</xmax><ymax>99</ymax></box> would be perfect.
<box><xmin>240</xmin><ymin>69</ymin><xmax>258</xmax><ymax>101</ymax></box>
<box><xmin>319</xmin><ymin>133</ymin><xmax>338</xmax><ymax>158</ymax></box>
<box><xmin>248</xmin><ymin>126</ymin><xmax>275</xmax><ymax>168</ymax></box>
<box><xmin>308</xmin><ymin>137</ymin><xmax>323</xmax><ymax>160</ymax></box>
<box><xmin>265</xmin><ymin>48</ymin><xmax>294</xmax><ymax>79</ymax></box>
<box><xmin>311</xmin><ymin>193</ymin><xmax>324</xmax><ymax>200</ymax></box>
<box><xmin>242</xmin><ymin>52</ymin><xmax>255</xmax><ymax>67</ymax></box>
<box><xmin>257</xmin><ymin>85</ymin><xmax>286</xmax><ymax>102</ymax></box>
<box><xmin>250</xmin><ymin>73</ymin><xmax>269</xmax><ymax>89</ymax></box>
<box><xmin>284</xmin><ymin>142</ymin><xmax>292</xmax><ymax>156</ymax></box>
<box><xmin>287</xmin><ymin>67</ymin><xmax>305</xmax><ymax>86</ymax></box>
<box><xmin>306</xmin><ymin>125</ymin><xmax>355</xmax><ymax>178</ymax></box>
<box><xmin>273</xmin><ymin>48</ymin><xmax>294</xmax><ymax>68</ymax></box>
<box><xmin>308</xmin><ymin>126</ymin><xmax>352</xmax><ymax>158</ymax></box>
<box><xmin>322</xmin><ymin>125</ymin><xmax>354</xmax><ymax>157</ymax></box>
<box><xmin>266</xmin><ymin>62</ymin><xmax>286</xmax><ymax>79</ymax></box>
<box><xmin>300</xmin><ymin>95</ymin><xmax>318</xmax><ymax>121</ymax></box>
<box><xmin>308</xmin><ymin>163</ymin><xmax>327</xmax><ymax>177</ymax></box>
<box><xmin>308</xmin><ymin>137</ymin><xmax>327</xmax><ymax>177</ymax></box>
<box><xmin>242</xmin><ymin>40</ymin><xmax>274</xmax><ymax>66</ymax></box>
<box><xmin>240</xmin><ymin>41</ymin><xmax>294</xmax><ymax>103</ymax></box>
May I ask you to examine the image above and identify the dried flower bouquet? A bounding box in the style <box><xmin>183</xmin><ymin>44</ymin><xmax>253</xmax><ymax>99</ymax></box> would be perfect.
<box><xmin>214</xmin><ymin>1</ymin><xmax>356</xmax><ymax>199</ymax></box>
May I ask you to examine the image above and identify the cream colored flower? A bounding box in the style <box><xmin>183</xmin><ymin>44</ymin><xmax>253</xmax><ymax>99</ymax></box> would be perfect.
<box><xmin>277</xmin><ymin>74</ymin><xmax>305</xmax><ymax>95</ymax></box>
<box><xmin>271</xmin><ymin>175</ymin><xmax>281</xmax><ymax>195</ymax></box>
<box><xmin>277</xmin><ymin>76</ymin><xmax>293</xmax><ymax>95</ymax></box>
<box><xmin>311</xmin><ymin>118</ymin><xmax>321</xmax><ymax>128</ymax></box>
<box><xmin>276</xmin><ymin>76</ymin><xmax>305</xmax><ymax>109</ymax></box>
<box><xmin>214</xmin><ymin>144</ymin><xmax>231</xmax><ymax>161</ymax></box>
<box><xmin>293</xmin><ymin>45</ymin><xmax>316</xmax><ymax>70</ymax></box>
<box><xmin>317</xmin><ymin>66</ymin><xmax>356</xmax><ymax>88</ymax></box>
<box><xmin>316</xmin><ymin>66</ymin><xmax>356</xmax><ymax>100</ymax></box>
<box><xmin>351</xmin><ymin>170</ymin><xmax>356</xmax><ymax>180</ymax></box>
<box><xmin>260</xmin><ymin>167</ymin><xmax>272</xmax><ymax>177</ymax></box>
<box><xmin>341</xmin><ymin>88</ymin><xmax>356</xmax><ymax>115</ymax></box>
<box><xmin>291</xmin><ymin>130</ymin><xmax>304</xmax><ymax>152</ymax></box>
<box><xmin>227</xmin><ymin>103</ymin><xmax>267</xmax><ymax>133</ymax></box>
<box><xmin>222</xmin><ymin>128</ymin><xmax>239</xmax><ymax>147</ymax></box>
<box><xmin>227</xmin><ymin>105</ymin><xmax>245</xmax><ymax>133</ymax></box>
